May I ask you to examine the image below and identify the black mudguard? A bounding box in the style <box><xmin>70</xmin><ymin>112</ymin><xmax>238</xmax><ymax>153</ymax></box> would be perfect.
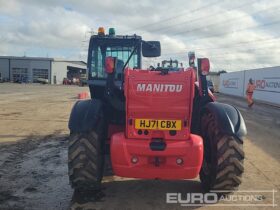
<box><xmin>202</xmin><ymin>102</ymin><xmax>247</xmax><ymax>138</ymax></box>
<box><xmin>68</xmin><ymin>99</ymin><xmax>103</xmax><ymax>133</ymax></box>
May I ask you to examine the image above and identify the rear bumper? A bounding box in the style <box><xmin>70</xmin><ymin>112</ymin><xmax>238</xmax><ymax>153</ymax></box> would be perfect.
<box><xmin>110</xmin><ymin>133</ymin><xmax>203</xmax><ymax>179</ymax></box>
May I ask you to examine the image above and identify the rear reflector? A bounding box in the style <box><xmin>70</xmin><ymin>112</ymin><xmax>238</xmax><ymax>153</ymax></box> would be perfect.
<box><xmin>176</xmin><ymin>158</ymin><xmax>184</xmax><ymax>165</ymax></box>
<box><xmin>131</xmin><ymin>156</ymin><xmax>138</xmax><ymax>164</ymax></box>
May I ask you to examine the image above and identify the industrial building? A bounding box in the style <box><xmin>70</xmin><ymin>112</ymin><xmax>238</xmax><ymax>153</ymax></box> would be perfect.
<box><xmin>0</xmin><ymin>56</ymin><xmax>87</xmax><ymax>84</ymax></box>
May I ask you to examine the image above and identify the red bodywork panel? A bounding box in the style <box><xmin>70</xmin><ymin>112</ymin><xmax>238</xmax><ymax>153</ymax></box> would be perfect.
<box><xmin>124</xmin><ymin>69</ymin><xmax>195</xmax><ymax>140</ymax></box>
<box><xmin>110</xmin><ymin>68</ymin><xmax>204</xmax><ymax>180</ymax></box>
<box><xmin>107</xmin><ymin>124</ymin><xmax>125</xmax><ymax>144</ymax></box>
<box><xmin>107</xmin><ymin>124</ymin><xmax>124</xmax><ymax>139</ymax></box>
<box><xmin>111</xmin><ymin>133</ymin><xmax>203</xmax><ymax>179</ymax></box>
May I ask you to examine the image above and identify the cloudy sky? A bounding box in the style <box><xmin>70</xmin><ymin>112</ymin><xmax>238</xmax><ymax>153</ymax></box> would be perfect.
<box><xmin>0</xmin><ymin>0</ymin><xmax>279</xmax><ymax>71</ymax></box>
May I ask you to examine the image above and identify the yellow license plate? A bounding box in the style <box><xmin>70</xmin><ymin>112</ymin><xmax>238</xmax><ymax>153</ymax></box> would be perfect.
<box><xmin>135</xmin><ymin>119</ymin><xmax>181</xmax><ymax>130</ymax></box>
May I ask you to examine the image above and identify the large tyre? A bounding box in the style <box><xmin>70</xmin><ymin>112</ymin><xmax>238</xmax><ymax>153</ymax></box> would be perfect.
<box><xmin>200</xmin><ymin>111</ymin><xmax>244</xmax><ymax>192</ymax></box>
<box><xmin>68</xmin><ymin>120</ymin><xmax>105</xmax><ymax>191</ymax></box>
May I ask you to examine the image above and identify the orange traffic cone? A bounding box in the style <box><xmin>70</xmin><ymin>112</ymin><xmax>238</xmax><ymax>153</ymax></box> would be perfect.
<box><xmin>77</xmin><ymin>92</ymin><xmax>89</xmax><ymax>99</ymax></box>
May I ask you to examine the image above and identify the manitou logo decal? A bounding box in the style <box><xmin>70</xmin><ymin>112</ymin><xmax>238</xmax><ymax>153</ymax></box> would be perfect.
<box><xmin>136</xmin><ymin>84</ymin><xmax>183</xmax><ymax>92</ymax></box>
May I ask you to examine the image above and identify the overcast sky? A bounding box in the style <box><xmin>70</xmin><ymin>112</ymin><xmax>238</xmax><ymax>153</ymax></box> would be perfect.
<box><xmin>0</xmin><ymin>0</ymin><xmax>279</xmax><ymax>71</ymax></box>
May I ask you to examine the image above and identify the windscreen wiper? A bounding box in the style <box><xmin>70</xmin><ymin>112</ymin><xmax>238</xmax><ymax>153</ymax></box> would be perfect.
<box><xmin>122</xmin><ymin>44</ymin><xmax>138</xmax><ymax>72</ymax></box>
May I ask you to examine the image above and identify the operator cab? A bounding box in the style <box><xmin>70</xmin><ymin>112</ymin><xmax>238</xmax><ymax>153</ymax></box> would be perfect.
<box><xmin>88</xmin><ymin>28</ymin><xmax>142</xmax><ymax>99</ymax></box>
<box><xmin>87</xmin><ymin>27</ymin><xmax>161</xmax><ymax>124</ymax></box>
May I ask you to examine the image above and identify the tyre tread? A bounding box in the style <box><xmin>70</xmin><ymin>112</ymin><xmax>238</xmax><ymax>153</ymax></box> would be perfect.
<box><xmin>68</xmin><ymin>129</ymin><xmax>104</xmax><ymax>191</ymax></box>
<box><xmin>200</xmin><ymin>112</ymin><xmax>245</xmax><ymax>193</ymax></box>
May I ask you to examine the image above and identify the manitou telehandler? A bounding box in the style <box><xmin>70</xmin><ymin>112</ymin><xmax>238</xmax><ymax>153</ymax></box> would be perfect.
<box><xmin>68</xmin><ymin>27</ymin><xmax>246</xmax><ymax>193</ymax></box>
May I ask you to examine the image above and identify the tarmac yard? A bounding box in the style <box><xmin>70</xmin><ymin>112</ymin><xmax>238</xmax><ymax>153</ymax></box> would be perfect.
<box><xmin>0</xmin><ymin>83</ymin><xmax>279</xmax><ymax>210</ymax></box>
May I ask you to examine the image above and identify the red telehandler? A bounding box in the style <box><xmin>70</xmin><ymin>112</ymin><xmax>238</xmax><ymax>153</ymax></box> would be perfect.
<box><xmin>68</xmin><ymin>27</ymin><xmax>246</xmax><ymax>194</ymax></box>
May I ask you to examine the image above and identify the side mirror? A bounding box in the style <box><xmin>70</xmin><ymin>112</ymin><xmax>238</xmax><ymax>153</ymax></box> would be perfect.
<box><xmin>105</xmin><ymin>56</ymin><xmax>116</xmax><ymax>74</ymax></box>
<box><xmin>142</xmin><ymin>41</ymin><xmax>161</xmax><ymax>57</ymax></box>
<box><xmin>197</xmin><ymin>58</ymin><xmax>210</xmax><ymax>76</ymax></box>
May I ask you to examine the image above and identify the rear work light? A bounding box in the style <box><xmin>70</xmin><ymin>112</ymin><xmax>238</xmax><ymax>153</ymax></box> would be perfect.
<box><xmin>198</xmin><ymin>58</ymin><xmax>210</xmax><ymax>76</ymax></box>
<box><xmin>105</xmin><ymin>56</ymin><xmax>115</xmax><ymax>74</ymax></box>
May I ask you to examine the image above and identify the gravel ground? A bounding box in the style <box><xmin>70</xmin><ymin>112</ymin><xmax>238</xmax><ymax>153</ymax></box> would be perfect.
<box><xmin>0</xmin><ymin>83</ymin><xmax>279</xmax><ymax>210</ymax></box>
